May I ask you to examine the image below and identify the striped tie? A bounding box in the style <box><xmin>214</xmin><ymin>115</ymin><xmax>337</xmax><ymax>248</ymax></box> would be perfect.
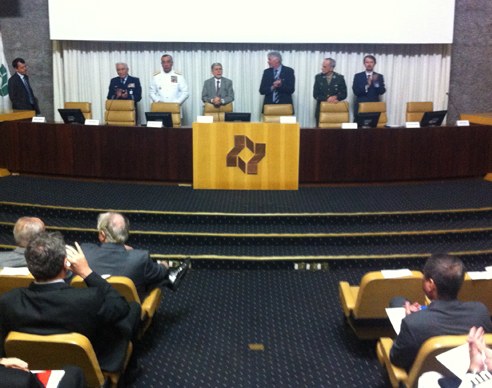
<box><xmin>273</xmin><ymin>69</ymin><xmax>279</xmax><ymax>103</ymax></box>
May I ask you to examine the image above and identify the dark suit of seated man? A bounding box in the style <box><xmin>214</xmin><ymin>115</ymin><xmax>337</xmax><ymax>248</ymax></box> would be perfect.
<box><xmin>81</xmin><ymin>212</ymin><xmax>190</xmax><ymax>300</ymax></box>
<box><xmin>0</xmin><ymin>232</ymin><xmax>140</xmax><ymax>373</ymax></box>
<box><xmin>390</xmin><ymin>253</ymin><xmax>492</xmax><ymax>371</ymax></box>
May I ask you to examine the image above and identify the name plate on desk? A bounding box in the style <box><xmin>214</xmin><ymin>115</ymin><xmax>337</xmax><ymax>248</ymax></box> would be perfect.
<box><xmin>342</xmin><ymin>122</ymin><xmax>357</xmax><ymax>129</ymax></box>
<box><xmin>405</xmin><ymin>122</ymin><xmax>420</xmax><ymax>128</ymax></box>
<box><xmin>85</xmin><ymin>119</ymin><xmax>99</xmax><ymax>126</ymax></box>
<box><xmin>280</xmin><ymin>116</ymin><xmax>296</xmax><ymax>124</ymax></box>
<box><xmin>196</xmin><ymin>115</ymin><xmax>213</xmax><ymax>123</ymax></box>
<box><xmin>147</xmin><ymin>121</ymin><xmax>163</xmax><ymax>128</ymax></box>
<box><xmin>32</xmin><ymin>116</ymin><xmax>46</xmax><ymax>123</ymax></box>
<box><xmin>456</xmin><ymin>120</ymin><xmax>470</xmax><ymax>127</ymax></box>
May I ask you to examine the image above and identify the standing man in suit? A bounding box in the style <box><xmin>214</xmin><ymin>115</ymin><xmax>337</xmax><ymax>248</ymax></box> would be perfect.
<box><xmin>351</xmin><ymin>54</ymin><xmax>386</xmax><ymax>117</ymax></box>
<box><xmin>390</xmin><ymin>253</ymin><xmax>492</xmax><ymax>371</ymax></box>
<box><xmin>81</xmin><ymin>212</ymin><xmax>190</xmax><ymax>300</ymax></box>
<box><xmin>7</xmin><ymin>58</ymin><xmax>40</xmax><ymax>114</ymax></box>
<box><xmin>0</xmin><ymin>217</ymin><xmax>45</xmax><ymax>267</ymax></box>
<box><xmin>259</xmin><ymin>51</ymin><xmax>295</xmax><ymax>110</ymax></box>
<box><xmin>0</xmin><ymin>232</ymin><xmax>140</xmax><ymax>373</ymax></box>
<box><xmin>312</xmin><ymin>58</ymin><xmax>347</xmax><ymax>126</ymax></box>
<box><xmin>202</xmin><ymin>63</ymin><xmax>234</xmax><ymax>108</ymax></box>
<box><xmin>150</xmin><ymin>54</ymin><xmax>189</xmax><ymax>105</ymax></box>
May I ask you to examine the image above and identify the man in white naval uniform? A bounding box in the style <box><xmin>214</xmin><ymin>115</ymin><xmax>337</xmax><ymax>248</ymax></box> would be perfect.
<box><xmin>149</xmin><ymin>54</ymin><xmax>189</xmax><ymax>105</ymax></box>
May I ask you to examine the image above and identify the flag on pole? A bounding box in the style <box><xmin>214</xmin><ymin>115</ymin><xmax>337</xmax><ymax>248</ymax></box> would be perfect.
<box><xmin>0</xmin><ymin>30</ymin><xmax>12</xmax><ymax>114</ymax></box>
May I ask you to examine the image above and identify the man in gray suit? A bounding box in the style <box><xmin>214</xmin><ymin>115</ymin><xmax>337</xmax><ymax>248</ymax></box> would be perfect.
<box><xmin>201</xmin><ymin>63</ymin><xmax>234</xmax><ymax>108</ymax></box>
<box><xmin>81</xmin><ymin>212</ymin><xmax>189</xmax><ymax>299</ymax></box>
<box><xmin>390</xmin><ymin>253</ymin><xmax>492</xmax><ymax>371</ymax></box>
<box><xmin>0</xmin><ymin>217</ymin><xmax>45</xmax><ymax>267</ymax></box>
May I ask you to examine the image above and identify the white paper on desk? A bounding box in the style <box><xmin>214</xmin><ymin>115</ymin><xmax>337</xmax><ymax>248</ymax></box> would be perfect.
<box><xmin>385</xmin><ymin>307</ymin><xmax>406</xmax><ymax>335</ymax></box>
<box><xmin>484</xmin><ymin>266</ymin><xmax>492</xmax><ymax>273</ymax></box>
<box><xmin>0</xmin><ymin>267</ymin><xmax>30</xmax><ymax>275</ymax></box>
<box><xmin>467</xmin><ymin>271</ymin><xmax>492</xmax><ymax>280</ymax></box>
<box><xmin>381</xmin><ymin>269</ymin><xmax>412</xmax><ymax>279</ymax></box>
<box><xmin>32</xmin><ymin>370</ymin><xmax>66</xmax><ymax>388</ymax></box>
<box><xmin>435</xmin><ymin>342</ymin><xmax>469</xmax><ymax>379</ymax></box>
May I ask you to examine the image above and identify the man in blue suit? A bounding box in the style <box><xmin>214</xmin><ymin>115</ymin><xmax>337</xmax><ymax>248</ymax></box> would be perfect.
<box><xmin>7</xmin><ymin>58</ymin><xmax>40</xmax><ymax>115</ymax></box>
<box><xmin>352</xmin><ymin>54</ymin><xmax>386</xmax><ymax>117</ymax></box>
<box><xmin>259</xmin><ymin>51</ymin><xmax>295</xmax><ymax>111</ymax></box>
<box><xmin>107</xmin><ymin>62</ymin><xmax>142</xmax><ymax>103</ymax></box>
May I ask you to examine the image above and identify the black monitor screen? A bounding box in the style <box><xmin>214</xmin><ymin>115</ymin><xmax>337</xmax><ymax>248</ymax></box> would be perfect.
<box><xmin>145</xmin><ymin>112</ymin><xmax>173</xmax><ymax>128</ymax></box>
<box><xmin>420</xmin><ymin>110</ymin><xmax>447</xmax><ymax>127</ymax></box>
<box><xmin>356</xmin><ymin>112</ymin><xmax>380</xmax><ymax>129</ymax></box>
<box><xmin>224</xmin><ymin>112</ymin><xmax>251</xmax><ymax>122</ymax></box>
<box><xmin>58</xmin><ymin>108</ymin><xmax>86</xmax><ymax>124</ymax></box>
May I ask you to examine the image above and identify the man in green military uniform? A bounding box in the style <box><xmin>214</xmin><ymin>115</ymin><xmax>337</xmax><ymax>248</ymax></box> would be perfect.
<box><xmin>313</xmin><ymin>58</ymin><xmax>347</xmax><ymax>126</ymax></box>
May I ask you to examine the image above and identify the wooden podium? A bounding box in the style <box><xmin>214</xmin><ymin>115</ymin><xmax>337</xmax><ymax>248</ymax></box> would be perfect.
<box><xmin>193</xmin><ymin>122</ymin><xmax>300</xmax><ymax>190</ymax></box>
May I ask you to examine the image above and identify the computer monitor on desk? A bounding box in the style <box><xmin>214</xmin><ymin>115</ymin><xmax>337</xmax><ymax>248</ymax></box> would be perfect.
<box><xmin>356</xmin><ymin>112</ymin><xmax>380</xmax><ymax>129</ymax></box>
<box><xmin>145</xmin><ymin>112</ymin><xmax>173</xmax><ymax>128</ymax></box>
<box><xmin>224</xmin><ymin>112</ymin><xmax>251</xmax><ymax>122</ymax></box>
<box><xmin>420</xmin><ymin>110</ymin><xmax>447</xmax><ymax>127</ymax></box>
<box><xmin>58</xmin><ymin>109</ymin><xmax>86</xmax><ymax>124</ymax></box>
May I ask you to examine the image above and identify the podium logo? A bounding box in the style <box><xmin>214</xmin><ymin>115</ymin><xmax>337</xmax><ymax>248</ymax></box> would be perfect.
<box><xmin>226</xmin><ymin>135</ymin><xmax>266</xmax><ymax>175</ymax></box>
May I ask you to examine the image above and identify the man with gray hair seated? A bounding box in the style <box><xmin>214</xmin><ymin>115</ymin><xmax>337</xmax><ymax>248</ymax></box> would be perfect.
<box><xmin>0</xmin><ymin>217</ymin><xmax>45</xmax><ymax>267</ymax></box>
<box><xmin>81</xmin><ymin>212</ymin><xmax>190</xmax><ymax>299</ymax></box>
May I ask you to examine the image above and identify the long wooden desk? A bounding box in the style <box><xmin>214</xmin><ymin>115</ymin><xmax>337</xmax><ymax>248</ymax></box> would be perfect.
<box><xmin>460</xmin><ymin>113</ymin><xmax>492</xmax><ymax>126</ymax></box>
<box><xmin>1</xmin><ymin>121</ymin><xmax>491</xmax><ymax>183</ymax></box>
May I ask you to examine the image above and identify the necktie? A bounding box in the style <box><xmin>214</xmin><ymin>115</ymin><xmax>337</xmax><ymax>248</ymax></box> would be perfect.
<box><xmin>273</xmin><ymin>69</ymin><xmax>280</xmax><ymax>103</ymax></box>
<box><xmin>22</xmin><ymin>76</ymin><xmax>35</xmax><ymax>105</ymax></box>
<box><xmin>216</xmin><ymin>79</ymin><xmax>221</xmax><ymax>96</ymax></box>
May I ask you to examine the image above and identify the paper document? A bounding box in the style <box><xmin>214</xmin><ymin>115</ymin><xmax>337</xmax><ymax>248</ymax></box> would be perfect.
<box><xmin>467</xmin><ymin>271</ymin><xmax>492</xmax><ymax>280</ymax></box>
<box><xmin>381</xmin><ymin>269</ymin><xmax>412</xmax><ymax>279</ymax></box>
<box><xmin>385</xmin><ymin>307</ymin><xmax>406</xmax><ymax>334</ymax></box>
<box><xmin>435</xmin><ymin>343</ymin><xmax>469</xmax><ymax>379</ymax></box>
<box><xmin>0</xmin><ymin>267</ymin><xmax>31</xmax><ymax>275</ymax></box>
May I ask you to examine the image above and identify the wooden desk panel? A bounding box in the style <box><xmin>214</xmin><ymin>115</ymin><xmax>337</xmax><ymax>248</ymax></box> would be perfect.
<box><xmin>0</xmin><ymin>122</ymin><xmax>491</xmax><ymax>183</ymax></box>
<box><xmin>460</xmin><ymin>113</ymin><xmax>492</xmax><ymax>126</ymax></box>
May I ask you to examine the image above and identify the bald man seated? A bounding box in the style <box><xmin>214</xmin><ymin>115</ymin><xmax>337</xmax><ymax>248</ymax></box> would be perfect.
<box><xmin>0</xmin><ymin>217</ymin><xmax>45</xmax><ymax>267</ymax></box>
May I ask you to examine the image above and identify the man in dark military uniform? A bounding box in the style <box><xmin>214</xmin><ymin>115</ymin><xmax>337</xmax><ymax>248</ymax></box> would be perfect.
<box><xmin>313</xmin><ymin>58</ymin><xmax>347</xmax><ymax>126</ymax></box>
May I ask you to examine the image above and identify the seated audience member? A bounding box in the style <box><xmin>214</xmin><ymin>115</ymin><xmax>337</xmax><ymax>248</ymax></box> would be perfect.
<box><xmin>201</xmin><ymin>63</ymin><xmax>234</xmax><ymax>108</ymax></box>
<box><xmin>390</xmin><ymin>253</ymin><xmax>492</xmax><ymax>371</ymax></box>
<box><xmin>0</xmin><ymin>217</ymin><xmax>45</xmax><ymax>267</ymax></box>
<box><xmin>0</xmin><ymin>232</ymin><xmax>140</xmax><ymax>373</ymax></box>
<box><xmin>81</xmin><ymin>212</ymin><xmax>190</xmax><ymax>299</ymax></box>
<box><xmin>0</xmin><ymin>357</ymin><xmax>85</xmax><ymax>388</ymax></box>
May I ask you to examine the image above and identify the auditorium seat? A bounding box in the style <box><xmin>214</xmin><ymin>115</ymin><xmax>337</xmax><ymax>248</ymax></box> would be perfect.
<box><xmin>377</xmin><ymin>334</ymin><xmax>492</xmax><ymax>388</ymax></box>
<box><xmin>0</xmin><ymin>273</ymin><xmax>34</xmax><ymax>297</ymax></box>
<box><xmin>318</xmin><ymin>101</ymin><xmax>349</xmax><ymax>128</ymax></box>
<box><xmin>358</xmin><ymin>102</ymin><xmax>387</xmax><ymax>127</ymax></box>
<box><xmin>151</xmin><ymin>102</ymin><xmax>181</xmax><ymax>127</ymax></box>
<box><xmin>406</xmin><ymin>101</ymin><xmax>433</xmax><ymax>122</ymax></box>
<box><xmin>339</xmin><ymin>270</ymin><xmax>425</xmax><ymax>339</ymax></box>
<box><xmin>5</xmin><ymin>330</ymin><xmax>132</xmax><ymax>387</ymax></box>
<box><xmin>203</xmin><ymin>102</ymin><xmax>233</xmax><ymax>122</ymax></box>
<box><xmin>458</xmin><ymin>273</ymin><xmax>492</xmax><ymax>314</ymax></box>
<box><xmin>64</xmin><ymin>101</ymin><xmax>92</xmax><ymax>120</ymax></box>
<box><xmin>105</xmin><ymin>100</ymin><xmax>136</xmax><ymax>126</ymax></box>
<box><xmin>71</xmin><ymin>275</ymin><xmax>162</xmax><ymax>337</ymax></box>
<box><xmin>262</xmin><ymin>104</ymin><xmax>294</xmax><ymax>123</ymax></box>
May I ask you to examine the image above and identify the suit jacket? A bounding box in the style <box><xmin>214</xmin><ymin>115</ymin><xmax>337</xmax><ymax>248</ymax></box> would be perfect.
<box><xmin>81</xmin><ymin>243</ymin><xmax>168</xmax><ymax>300</ymax></box>
<box><xmin>0</xmin><ymin>366</ymin><xmax>42</xmax><ymax>388</ymax></box>
<box><xmin>201</xmin><ymin>77</ymin><xmax>234</xmax><ymax>104</ymax></box>
<box><xmin>0</xmin><ymin>273</ymin><xmax>135</xmax><ymax>372</ymax></box>
<box><xmin>259</xmin><ymin>65</ymin><xmax>295</xmax><ymax>107</ymax></box>
<box><xmin>352</xmin><ymin>71</ymin><xmax>386</xmax><ymax>104</ymax></box>
<box><xmin>7</xmin><ymin>73</ymin><xmax>40</xmax><ymax>114</ymax></box>
<box><xmin>312</xmin><ymin>71</ymin><xmax>347</xmax><ymax>124</ymax></box>
<box><xmin>0</xmin><ymin>247</ymin><xmax>27</xmax><ymax>267</ymax></box>
<box><xmin>390</xmin><ymin>299</ymin><xmax>492</xmax><ymax>371</ymax></box>
<box><xmin>107</xmin><ymin>75</ymin><xmax>142</xmax><ymax>102</ymax></box>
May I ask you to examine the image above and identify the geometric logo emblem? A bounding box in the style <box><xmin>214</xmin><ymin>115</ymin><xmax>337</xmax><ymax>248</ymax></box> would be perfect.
<box><xmin>226</xmin><ymin>135</ymin><xmax>266</xmax><ymax>175</ymax></box>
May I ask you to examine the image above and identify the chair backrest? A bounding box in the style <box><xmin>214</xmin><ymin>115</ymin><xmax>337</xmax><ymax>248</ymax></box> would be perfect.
<box><xmin>104</xmin><ymin>100</ymin><xmax>136</xmax><ymax>126</ymax></box>
<box><xmin>64</xmin><ymin>101</ymin><xmax>92</xmax><ymax>120</ymax></box>
<box><xmin>406</xmin><ymin>334</ymin><xmax>492</xmax><ymax>388</ymax></box>
<box><xmin>151</xmin><ymin>102</ymin><xmax>181</xmax><ymax>127</ymax></box>
<box><xmin>406</xmin><ymin>101</ymin><xmax>433</xmax><ymax>122</ymax></box>
<box><xmin>0</xmin><ymin>274</ymin><xmax>34</xmax><ymax>297</ymax></box>
<box><xmin>203</xmin><ymin>102</ymin><xmax>233</xmax><ymax>122</ymax></box>
<box><xmin>5</xmin><ymin>331</ymin><xmax>106</xmax><ymax>388</ymax></box>
<box><xmin>354</xmin><ymin>271</ymin><xmax>424</xmax><ymax>319</ymax></box>
<box><xmin>262</xmin><ymin>104</ymin><xmax>293</xmax><ymax>123</ymax></box>
<box><xmin>71</xmin><ymin>275</ymin><xmax>141</xmax><ymax>304</ymax></box>
<box><xmin>459</xmin><ymin>273</ymin><xmax>492</xmax><ymax>314</ymax></box>
<box><xmin>358</xmin><ymin>102</ymin><xmax>387</xmax><ymax>127</ymax></box>
<box><xmin>318</xmin><ymin>101</ymin><xmax>349</xmax><ymax>128</ymax></box>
